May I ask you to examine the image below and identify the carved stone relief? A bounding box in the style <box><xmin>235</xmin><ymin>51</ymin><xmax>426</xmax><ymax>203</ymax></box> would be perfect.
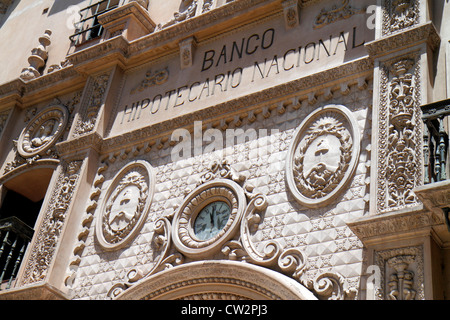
<box><xmin>106</xmin><ymin>159</ymin><xmax>356</xmax><ymax>300</ymax></box>
<box><xmin>286</xmin><ymin>104</ymin><xmax>360</xmax><ymax>208</ymax></box>
<box><xmin>0</xmin><ymin>108</ymin><xmax>11</xmax><ymax>137</ymax></box>
<box><xmin>156</xmin><ymin>0</ymin><xmax>198</xmax><ymax>30</ymax></box>
<box><xmin>374</xmin><ymin>246</ymin><xmax>424</xmax><ymax>300</ymax></box>
<box><xmin>17</xmin><ymin>105</ymin><xmax>69</xmax><ymax>158</ymax></box>
<box><xmin>73</xmin><ymin>72</ymin><xmax>111</xmax><ymax>137</ymax></box>
<box><xmin>3</xmin><ymin>93</ymin><xmax>80</xmax><ymax>176</ymax></box>
<box><xmin>382</xmin><ymin>0</ymin><xmax>419</xmax><ymax>35</ymax></box>
<box><xmin>130</xmin><ymin>68</ymin><xmax>169</xmax><ymax>94</ymax></box>
<box><xmin>376</xmin><ymin>55</ymin><xmax>421</xmax><ymax>213</ymax></box>
<box><xmin>313</xmin><ymin>0</ymin><xmax>365</xmax><ymax>29</ymax></box>
<box><xmin>96</xmin><ymin>160</ymin><xmax>155</xmax><ymax>251</ymax></box>
<box><xmin>20</xmin><ymin>160</ymin><xmax>83</xmax><ymax>285</ymax></box>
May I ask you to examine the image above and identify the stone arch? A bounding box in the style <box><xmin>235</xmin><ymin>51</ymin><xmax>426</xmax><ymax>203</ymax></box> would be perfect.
<box><xmin>115</xmin><ymin>260</ymin><xmax>317</xmax><ymax>300</ymax></box>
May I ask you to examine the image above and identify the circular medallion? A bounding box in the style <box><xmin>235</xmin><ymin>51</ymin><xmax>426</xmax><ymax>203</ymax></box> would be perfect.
<box><xmin>286</xmin><ymin>105</ymin><xmax>360</xmax><ymax>208</ymax></box>
<box><xmin>172</xmin><ymin>179</ymin><xmax>246</xmax><ymax>259</ymax></box>
<box><xmin>96</xmin><ymin>160</ymin><xmax>155</xmax><ymax>251</ymax></box>
<box><xmin>18</xmin><ymin>105</ymin><xmax>69</xmax><ymax>158</ymax></box>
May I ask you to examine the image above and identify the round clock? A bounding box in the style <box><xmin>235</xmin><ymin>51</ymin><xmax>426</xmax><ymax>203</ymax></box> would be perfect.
<box><xmin>193</xmin><ymin>201</ymin><xmax>231</xmax><ymax>241</ymax></box>
<box><xmin>171</xmin><ymin>179</ymin><xmax>246</xmax><ymax>259</ymax></box>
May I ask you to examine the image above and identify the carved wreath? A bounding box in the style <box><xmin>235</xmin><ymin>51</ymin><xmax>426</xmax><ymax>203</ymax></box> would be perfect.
<box><xmin>286</xmin><ymin>105</ymin><xmax>360</xmax><ymax>208</ymax></box>
<box><xmin>96</xmin><ymin>160</ymin><xmax>155</xmax><ymax>251</ymax></box>
<box><xmin>18</xmin><ymin>105</ymin><xmax>68</xmax><ymax>158</ymax></box>
<box><xmin>293</xmin><ymin>115</ymin><xmax>353</xmax><ymax>199</ymax></box>
<box><xmin>103</xmin><ymin>170</ymin><xmax>148</xmax><ymax>244</ymax></box>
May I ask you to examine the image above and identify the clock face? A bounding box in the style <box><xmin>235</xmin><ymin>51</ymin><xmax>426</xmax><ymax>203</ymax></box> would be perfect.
<box><xmin>194</xmin><ymin>201</ymin><xmax>231</xmax><ymax>241</ymax></box>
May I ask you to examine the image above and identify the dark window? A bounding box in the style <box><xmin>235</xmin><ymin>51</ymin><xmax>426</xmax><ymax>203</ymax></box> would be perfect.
<box><xmin>69</xmin><ymin>0</ymin><xmax>121</xmax><ymax>46</ymax></box>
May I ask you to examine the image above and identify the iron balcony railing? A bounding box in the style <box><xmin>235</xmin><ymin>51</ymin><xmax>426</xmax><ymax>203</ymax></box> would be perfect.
<box><xmin>69</xmin><ymin>0</ymin><xmax>120</xmax><ymax>46</ymax></box>
<box><xmin>421</xmin><ymin>99</ymin><xmax>450</xmax><ymax>184</ymax></box>
<box><xmin>0</xmin><ymin>217</ymin><xmax>34</xmax><ymax>291</ymax></box>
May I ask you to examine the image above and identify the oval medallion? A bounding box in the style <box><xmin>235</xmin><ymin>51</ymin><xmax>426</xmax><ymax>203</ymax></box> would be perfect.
<box><xmin>96</xmin><ymin>160</ymin><xmax>155</xmax><ymax>251</ymax></box>
<box><xmin>18</xmin><ymin>105</ymin><xmax>69</xmax><ymax>158</ymax></box>
<box><xmin>286</xmin><ymin>105</ymin><xmax>360</xmax><ymax>208</ymax></box>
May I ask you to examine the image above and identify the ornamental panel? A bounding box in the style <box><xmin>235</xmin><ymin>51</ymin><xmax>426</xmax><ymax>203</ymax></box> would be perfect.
<box><xmin>286</xmin><ymin>104</ymin><xmax>360</xmax><ymax>208</ymax></box>
<box><xmin>95</xmin><ymin>160</ymin><xmax>155</xmax><ymax>251</ymax></box>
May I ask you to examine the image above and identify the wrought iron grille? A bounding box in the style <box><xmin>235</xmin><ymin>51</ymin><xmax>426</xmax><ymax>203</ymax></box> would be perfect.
<box><xmin>0</xmin><ymin>217</ymin><xmax>34</xmax><ymax>291</ymax></box>
<box><xmin>421</xmin><ymin>99</ymin><xmax>450</xmax><ymax>184</ymax></box>
<box><xmin>69</xmin><ymin>0</ymin><xmax>121</xmax><ymax>46</ymax></box>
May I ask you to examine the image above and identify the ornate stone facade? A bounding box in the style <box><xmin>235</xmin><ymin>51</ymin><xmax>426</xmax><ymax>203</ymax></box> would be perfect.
<box><xmin>0</xmin><ymin>0</ymin><xmax>448</xmax><ymax>303</ymax></box>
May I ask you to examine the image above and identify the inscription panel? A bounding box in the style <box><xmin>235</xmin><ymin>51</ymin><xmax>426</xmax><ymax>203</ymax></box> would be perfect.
<box><xmin>109</xmin><ymin>2</ymin><xmax>374</xmax><ymax>137</ymax></box>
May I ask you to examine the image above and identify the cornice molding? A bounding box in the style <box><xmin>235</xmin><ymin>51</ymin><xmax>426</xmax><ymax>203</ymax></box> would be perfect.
<box><xmin>347</xmin><ymin>204</ymin><xmax>443</xmax><ymax>247</ymax></box>
<box><xmin>365</xmin><ymin>22</ymin><xmax>441</xmax><ymax>60</ymax></box>
<box><xmin>101</xmin><ymin>57</ymin><xmax>373</xmax><ymax>154</ymax></box>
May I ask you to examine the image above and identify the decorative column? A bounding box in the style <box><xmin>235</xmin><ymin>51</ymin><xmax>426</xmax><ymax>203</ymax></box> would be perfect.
<box><xmin>348</xmin><ymin>0</ymin><xmax>443</xmax><ymax>300</ymax></box>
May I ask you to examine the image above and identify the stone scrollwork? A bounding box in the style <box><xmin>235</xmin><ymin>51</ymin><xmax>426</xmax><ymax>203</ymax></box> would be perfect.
<box><xmin>313</xmin><ymin>0</ymin><xmax>365</xmax><ymax>29</ymax></box>
<box><xmin>17</xmin><ymin>104</ymin><xmax>69</xmax><ymax>158</ymax></box>
<box><xmin>96</xmin><ymin>160</ymin><xmax>155</xmax><ymax>251</ymax></box>
<box><xmin>286</xmin><ymin>104</ymin><xmax>360</xmax><ymax>208</ymax></box>
<box><xmin>108</xmin><ymin>159</ymin><xmax>355</xmax><ymax>300</ymax></box>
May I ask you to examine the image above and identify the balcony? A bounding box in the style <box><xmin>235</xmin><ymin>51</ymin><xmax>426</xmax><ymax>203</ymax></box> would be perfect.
<box><xmin>69</xmin><ymin>0</ymin><xmax>121</xmax><ymax>46</ymax></box>
<box><xmin>414</xmin><ymin>99</ymin><xmax>450</xmax><ymax>233</ymax></box>
<box><xmin>422</xmin><ymin>99</ymin><xmax>450</xmax><ymax>184</ymax></box>
<box><xmin>0</xmin><ymin>217</ymin><xmax>34</xmax><ymax>291</ymax></box>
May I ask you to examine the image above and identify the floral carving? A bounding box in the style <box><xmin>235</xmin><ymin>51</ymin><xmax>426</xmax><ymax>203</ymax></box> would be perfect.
<box><xmin>387</xmin><ymin>255</ymin><xmax>416</xmax><ymax>300</ymax></box>
<box><xmin>377</xmin><ymin>56</ymin><xmax>421</xmax><ymax>212</ymax></box>
<box><xmin>74</xmin><ymin>72</ymin><xmax>110</xmax><ymax>136</ymax></box>
<box><xmin>383</xmin><ymin>0</ymin><xmax>419</xmax><ymax>35</ymax></box>
<box><xmin>20</xmin><ymin>160</ymin><xmax>83</xmax><ymax>285</ymax></box>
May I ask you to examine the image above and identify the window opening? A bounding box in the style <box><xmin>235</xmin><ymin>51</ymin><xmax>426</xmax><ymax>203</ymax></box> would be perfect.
<box><xmin>69</xmin><ymin>0</ymin><xmax>121</xmax><ymax>46</ymax></box>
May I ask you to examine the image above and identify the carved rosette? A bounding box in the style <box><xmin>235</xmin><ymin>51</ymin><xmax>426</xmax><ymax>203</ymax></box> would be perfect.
<box><xmin>286</xmin><ymin>105</ymin><xmax>360</xmax><ymax>208</ymax></box>
<box><xmin>96</xmin><ymin>160</ymin><xmax>155</xmax><ymax>251</ymax></box>
<box><xmin>17</xmin><ymin>105</ymin><xmax>69</xmax><ymax>158</ymax></box>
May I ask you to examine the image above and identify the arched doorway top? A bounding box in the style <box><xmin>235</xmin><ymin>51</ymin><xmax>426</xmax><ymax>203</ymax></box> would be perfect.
<box><xmin>115</xmin><ymin>260</ymin><xmax>317</xmax><ymax>300</ymax></box>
